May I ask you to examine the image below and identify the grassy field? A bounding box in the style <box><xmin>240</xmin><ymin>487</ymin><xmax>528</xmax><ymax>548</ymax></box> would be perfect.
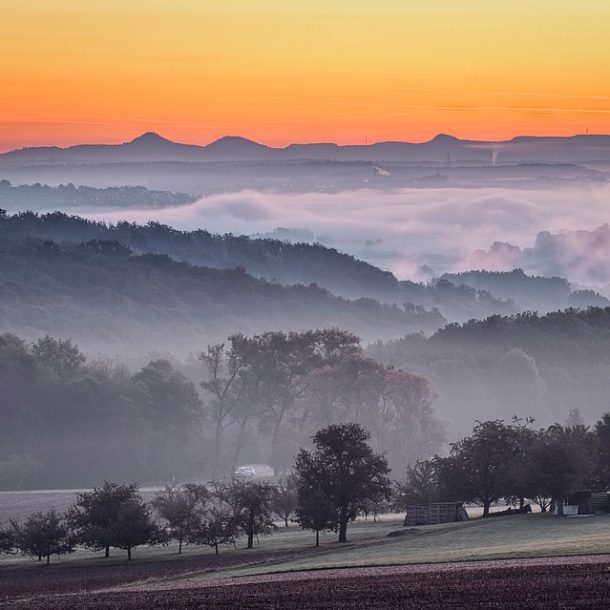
<box><xmin>2</xmin><ymin>510</ymin><xmax>609</xmax><ymax>574</ymax></box>
<box><xmin>2</xmin><ymin>489</ymin><xmax>609</xmax><ymax>577</ymax></box>
<box><xmin>2</xmin><ymin>511</ymin><xmax>610</xmax><ymax>608</ymax></box>
<box><xmin>147</xmin><ymin>512</ymin><xmax>610</xmax><ymax>584</ymax></box>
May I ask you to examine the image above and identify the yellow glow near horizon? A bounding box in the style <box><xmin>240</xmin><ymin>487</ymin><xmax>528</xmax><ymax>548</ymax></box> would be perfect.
<box><xmin>1</xmin><ymin>1</ymin><xmax>610</xmax><ymax>150</ymax></box>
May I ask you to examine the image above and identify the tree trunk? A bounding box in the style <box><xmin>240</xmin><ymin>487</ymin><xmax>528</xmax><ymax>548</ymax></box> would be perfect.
<box><xmin>338</xmin><ymin>514</ymin><xmax>348</xmax><ymax>543</ymax></box>
<box><xmin>315</xmin><ymin>529</ymin><xmax>319</xmax><ymax>548</ymax></box>
<box><xmin>105</xmin><ymin>546</ymin><xmax>110</xmax><ymax>558</ymax></box>
<box><xmin>212</xmin><ymin>418</ymin><xmax>222</xmax><ymax>479</ymax></box>
<box><xmin>231</xmin><ymin>422</ymin><xmax>247</xmax><ymax>475</ymax></box>
<box><xmin>247</xmin><ymin>509</ymin><xmax>255</xmax><ymax>549</ymax></box>
<box><xmin>127</xmin><ymin>547</ymin><xmax>132</xmax><ymax>561</ymax></box>
<box><xmin>554</xmin><ymin>497</ymin><xmax>564</xmax><ymax>516</ymax></box>
<box><xmin>46</xmin><ymin>554</ymin><xmax>50</xmax><ymax>565</ymax></box>
<box><xmin>482</xmin><ymin>501</ymin><xmax>491</xmax><ymax>517</ymax></box>
<box><xmin>519</xmin><ymin>497</ymin><xmax>524</xmax><ymax>510</ymax></box>
<box><xmin>178</xmin><ymin>538</ymin><xmax>183</xmax><ymax>554</ymax></box>
<box><xmin>284</xmin><ymin>515</ymin><xmax>289</xmax><ymax>528</ymax></box>
<box><xmin>38</xmin><ymin>552</ymin><xmax>42</xmax><ymax>562</ymax></box>
<box><xmin>270</xmin><ymin>420</ymin><xmax>282</xmax><ymax>476</ymax></box>
<box><xmin>215</xmin><ymin>543</ymin><xmax>219</xmax><ymax>555</ymax></box>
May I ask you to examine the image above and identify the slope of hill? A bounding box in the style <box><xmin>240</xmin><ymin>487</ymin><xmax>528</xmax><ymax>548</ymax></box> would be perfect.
<box><xmin>0</xmin><ymin>237</ymin><xmax>445</xmax><ymax>354</ymax></box>
<box><xmin>0</xmin><ymin>211</ymin><xmax>516</xmax><ymax>322</ymax></box>
<box><xmin>441</xmin><ymin>269</ymin><xmax>609</xmax><ymax>312</ymax></box>
<box><xmin>368</xmin><ymin>307</ymin><xmax>610</xmax><ymax>436</ymax></box>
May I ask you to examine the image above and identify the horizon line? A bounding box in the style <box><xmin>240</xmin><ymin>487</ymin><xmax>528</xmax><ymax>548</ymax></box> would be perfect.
<box><xmin>4</xmin><ymin>130</ymin><xmax>610</xmax><ymax>155</ymax></box>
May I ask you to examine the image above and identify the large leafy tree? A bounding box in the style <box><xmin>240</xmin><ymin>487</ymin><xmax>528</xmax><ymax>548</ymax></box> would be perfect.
<box><xmin>529</xmin><ymin>424</ymin><xmax>598</xmax><ymax>516</ymax></box>
<box><xmin>593</xmin><ymin>413</ymin><xmax>610</xmax><ymax>489</ymax></box>
<box><xmin>0</xmin><ymin>523</ymin><xmax>15</xmax><ymax>555</ymax></box>
<box><xmin>228</xmin><ymin>329</ymin><xmax>361</xmax><ymax>473</ymax></box>
<box><xmin>213</xmin><ymin>479</ymin><xmax>276</xmax><ymax>549</ymax></box>
<box><xmin>190</xmin><ymin>507</ymin><xmax>238</xmax><ymax>555</ymax></box>
<box><xmin>151</xmin><ymin>484</ymin><xmax>208</xmax><ymax>554</ymax></box>
<box><xmin>68</xmin><ymin>482</ymin><xmax>142</xmax><ymax>558</ymax></box>
<box><xmin>199</xmin><ymin>343</ymin><xmax>243</xmax><ymax>478</ymax></box>
<box><xmin>133</xmin><ymin>359</ymin><xmax>202</xmax><ymax>478</ymax></box>
<box><xmin>392</xmin><ymin>460</ymin><xmax>440</xmax><ymax>511</ymax></box>
<box><xmin>437</xmin><ymin>420</ymin><xmax>522</xmax><ymax>517</ymax></box>
<box><xmin>12</xmin><ymin>510</ymin><xmax>73</xmax><ymax>564</ymax></box>
<box><xmin>295</xmin><ymin>483</ymin><xmax>337</xmax><ymax>547</ymax></box>
<box><xmin>271</xmin><ymin>474</ymin><xmax>299</xmax><ymax>528</ymax></box>
<box><xmin>110</xmin><ymin>492</ymin><xmax>159</xmax><ymax>560</ymax></box>
<box><xmin>31</xmin><ymin>336</ymin><xmax>85</xmax><ymax>378</ymax></box>
<box><xmin>295</xmin><ymin>423</ymin><xmax>391</xmax><ymax>543</ymax></box>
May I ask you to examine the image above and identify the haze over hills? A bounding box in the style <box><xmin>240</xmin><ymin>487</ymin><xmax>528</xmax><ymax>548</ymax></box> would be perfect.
<box><xmin>368</xmin><ymin>307</ymin><xmax>610</xmax><ymax>436</ymax></box>
<box><xmin>3</xmin><ymin>132</ymin><xmax>610</xmax><ymax>165</ymax></box>
<box><xmin>0</xmin><ymin>235</ymin><xmax>445</xmax><ymax>356</ymax></box>
<box><xmin>1</xmin><ymin>212</ymin><xmax>606</xmax><ymax>331</ymax></box>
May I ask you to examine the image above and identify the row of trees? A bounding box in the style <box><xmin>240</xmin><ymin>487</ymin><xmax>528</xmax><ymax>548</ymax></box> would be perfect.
<box><xmin>4</xmin><ymin>416</ymin><xmax>609</xmax><ymax>564</ymax></box>
<box><xmin>0</xmin><ymin>333</ymin><xmax>201</xmax><ymax>488</ymax></box>
<box><xmin>369</xmin><ymin>307</ymin><xmax>610</xmax><ymax>437</ymax></box>
<box><xmin>395</xmin><ymin>415</ymin><xmax>610</xmax><ymax>517</ymax></box>
<box><xmin>200</xmin><ymin>329</ymin><xmax>444</xmax><ymax>476</ymax></box>
<box><xmin>0</xmin><ymin>423</ymin><xmax>392</xmax><ymax>563</ymax></box>
<box><xmin>1</xmin><ymin>329</ymin><xmax>444</xmax><ymax>488</ymax></box>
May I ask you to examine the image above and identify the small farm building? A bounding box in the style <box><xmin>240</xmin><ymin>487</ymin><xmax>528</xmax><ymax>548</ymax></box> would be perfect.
<box><xmin>404</xmin><ymin>502</ymin><xmax>469</xmax><ymax>526</ymax></box>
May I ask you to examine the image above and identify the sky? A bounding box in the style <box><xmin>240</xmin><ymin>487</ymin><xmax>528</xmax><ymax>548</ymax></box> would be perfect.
<box><xmin>2</xmin><ymin>0</ymin><xmax>610</xmax><ymax>151</ymax></box>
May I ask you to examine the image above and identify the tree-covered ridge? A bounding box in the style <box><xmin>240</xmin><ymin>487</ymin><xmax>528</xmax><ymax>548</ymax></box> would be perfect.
<box><xmin>368</xmin><ymin>307</ymin><xmax>610</xmax><ymax>438</ymax></box>
<box><xmin>0</xmin><ymin>211</ymin><xmax>514</xmax><ymax>321</ymax></box>
<box><xmin>0</xmin><ymin>236</ymin><xmax>444</xmax><ymax>353</ymax></box>
<box><xmin>441</xmin><ymin>269</ymin><xmax>609</xmax><ymax>313</ymax></box>
<box><xmin>0</xmin><ymin>181</ymin><xmax>195</xmax><ymax>212</ymax></box>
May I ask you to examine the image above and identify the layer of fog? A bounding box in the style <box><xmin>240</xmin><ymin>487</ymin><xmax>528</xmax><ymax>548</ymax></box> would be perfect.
<box><xmin>80</xmin><ymin>184</ymin><xmax>610</xmax><ymax>293</ymax></box>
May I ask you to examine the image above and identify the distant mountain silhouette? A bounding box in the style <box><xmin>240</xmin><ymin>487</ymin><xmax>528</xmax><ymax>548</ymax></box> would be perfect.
<box><xmin>3</xmin><ymin>132</ymin><xmax>610</xmax><ymax>165</ymax></box>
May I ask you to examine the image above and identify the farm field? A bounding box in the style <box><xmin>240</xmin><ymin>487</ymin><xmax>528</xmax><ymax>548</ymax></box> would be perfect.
<box><xmin>2</xmin><ymin>512</ymin><xmax>610</xmax><ymax>608</ymax></box>
<box><xmin>3</xmin><ymin>556</ymin><xmax>610</xmax><ymax>609</ymax></box>
<box><xmin>0</xmin><ymin>489</ymin><xmax>162</xmax><ymax>524</ymax></box>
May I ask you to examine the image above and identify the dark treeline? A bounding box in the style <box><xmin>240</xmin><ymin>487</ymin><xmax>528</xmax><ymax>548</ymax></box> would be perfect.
<box><xmin>0</xmin><ymin>180</ymin><xmax>195</xmax><ymax>211</ymax></box>
<box><xmin>0</xmin><ymin>230</ymin><xmax>444</xmax><ymax>353</ymax></box>
<box><xmin>0</xmin><ymin>330</ymin><xmax>445</xmax><ymax>489</ymax></box>
<box><xmin>396</xmin><ymin>416</ymin><xmax>610</xmax><ymax>517</ymax></box>
<box><xmin>0</xmin><ymin>211</ymin><xmax>521</xmax><ymax>322</ymax></box>
<box><xmin>369</xmin><ymin>307</ymin><xmax>610</xmax><ymax>436</ymax></box>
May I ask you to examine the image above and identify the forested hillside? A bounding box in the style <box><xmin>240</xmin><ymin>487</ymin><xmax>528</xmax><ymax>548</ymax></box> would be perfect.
<box><xmin>442</xmin><ymin>269</ymin><xmax>609</xmax><ymax>313</ymax></box>
<box><xmin>0</xmin><ymin>236</ymin><xmax>444</xmax><ymax>354</ymax></box>
<box><xmin>0</xmin><ymin>331</ymin><xmax>444</xmax><ymax>489</ymax></box>
<box><xmin>368</xmin><ymin>307</ymin><xmax>610</xmax><ymax>437</ymax></box>
<box><xmin>0</xmin><ymin>211</ymin><xmax>579</xmax><ymax>322</ymax></box>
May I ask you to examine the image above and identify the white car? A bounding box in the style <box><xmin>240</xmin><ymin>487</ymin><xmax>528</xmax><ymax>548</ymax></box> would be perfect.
<box><xmin>234</xmin><ymin>464</ymin><xmax>275</xmax><ymax>478</ymax></box>
<box><xmin>234</xmin><ymin>466</ymin><xmax>256</xmax><ymax>478</ymax></box>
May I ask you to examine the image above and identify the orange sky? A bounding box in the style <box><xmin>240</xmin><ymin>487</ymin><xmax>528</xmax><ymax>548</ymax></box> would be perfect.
<box><xmin>2</xmin><ymin>1</ymin><xmax>610</xmax><ymax>151</ymax></box>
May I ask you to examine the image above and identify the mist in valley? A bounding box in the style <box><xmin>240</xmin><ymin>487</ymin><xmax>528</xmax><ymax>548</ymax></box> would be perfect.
<box><xmin>1</xmin><ymin>138</ymin><xmax>610</xmax><ymax>492</ymax></box>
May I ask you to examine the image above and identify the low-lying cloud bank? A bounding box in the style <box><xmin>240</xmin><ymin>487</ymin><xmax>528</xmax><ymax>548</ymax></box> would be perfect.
<box><xmin>80</xmin><ymin>184</ymin><xmax>610</xmax><ymax>291</ymax></box>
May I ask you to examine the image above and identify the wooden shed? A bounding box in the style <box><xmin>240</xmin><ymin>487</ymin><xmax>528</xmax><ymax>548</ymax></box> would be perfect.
<box><xmin>404</xmin><ymin>502</ymin><xmax>469</xmax><ymax>526</ymax></box>
<box><xmin>565</xmin><ymin>491</ymin><xmax>609</xmax><ymax>515</ymax></box>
